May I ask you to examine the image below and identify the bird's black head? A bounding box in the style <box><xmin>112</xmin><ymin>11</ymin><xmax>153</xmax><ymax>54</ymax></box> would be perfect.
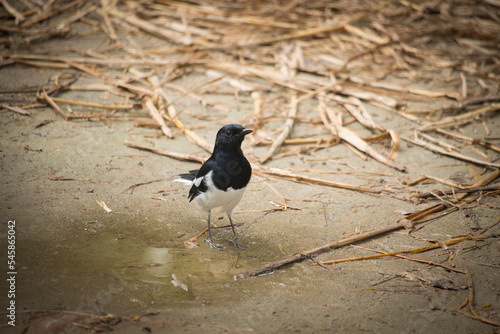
<box><xmin>214</xmin><ymin>124</ymin><xmax>252</xmax><ymax>151</ymax></box>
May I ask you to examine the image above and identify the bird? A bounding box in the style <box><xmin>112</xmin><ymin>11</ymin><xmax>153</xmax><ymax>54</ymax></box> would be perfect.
<box><xmin>176</xmin><ymin>124</ymin><xmax>253</xmax><ymax>250</ymax></box>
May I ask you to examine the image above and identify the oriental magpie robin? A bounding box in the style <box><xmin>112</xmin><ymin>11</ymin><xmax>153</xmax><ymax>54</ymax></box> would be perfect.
<box><xmin>176</xmin><ymin>124</ymin><xmax>253</xmax><ymax>250</ymax></box>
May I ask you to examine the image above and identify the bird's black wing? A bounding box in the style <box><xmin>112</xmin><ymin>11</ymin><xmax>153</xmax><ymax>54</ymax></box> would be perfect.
<box><xmin>187</xmin><ymin>159</ymin><xmax>214</xmax><ymax>202</ymax></box>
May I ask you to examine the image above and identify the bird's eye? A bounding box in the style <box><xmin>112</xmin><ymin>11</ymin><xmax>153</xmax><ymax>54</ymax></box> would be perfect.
<box><xmin>225</xmin><ymin>130</ymin><xmax>232</xmax><ymax>136</ymax></box>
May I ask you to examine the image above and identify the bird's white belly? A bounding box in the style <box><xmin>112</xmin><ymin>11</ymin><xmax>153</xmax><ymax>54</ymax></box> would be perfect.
<box><xmin>195</xmin><ymin>172</ymin><xmax>246</xmax><ymax>214</ymax></box>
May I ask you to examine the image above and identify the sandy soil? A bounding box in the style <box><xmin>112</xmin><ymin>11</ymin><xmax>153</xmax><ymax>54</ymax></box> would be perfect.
<box><xmin>1</xmin><ymin>2</ymin><xmax>500</xmax><ymax>334</ymax></box>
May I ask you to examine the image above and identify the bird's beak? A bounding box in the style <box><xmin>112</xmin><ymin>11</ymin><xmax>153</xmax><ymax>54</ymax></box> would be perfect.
<box><xmin>238</xmin><ymin>129</ymin><xmax>253</xmax><ymax>137</ymax></box>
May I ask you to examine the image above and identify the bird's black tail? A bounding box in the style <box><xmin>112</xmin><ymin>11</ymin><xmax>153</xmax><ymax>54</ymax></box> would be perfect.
<box><xmin>177</xmin><ymin>169</ymin><xmax>199</xmax><ymax>181</ymax></box>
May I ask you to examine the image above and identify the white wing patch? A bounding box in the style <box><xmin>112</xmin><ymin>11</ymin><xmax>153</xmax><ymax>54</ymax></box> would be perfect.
<box><xmin>193</xmin><ymin>176</ymin><xmax>204</xmax><ymax>188</ymax></box>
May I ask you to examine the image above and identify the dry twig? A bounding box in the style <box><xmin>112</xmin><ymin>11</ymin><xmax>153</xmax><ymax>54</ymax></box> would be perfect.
<box><xmin>318</xmin><ymin>234</ymin><xmax>497</xmax><ymax>266</ymax></box>
<box><xmin>402</xmin><ymin>136</ymin><xmax>500</xmax><ymax>169</ymax></box>
<box><xmin>259</xmin><ymin>94</ymin><xmax>297</xmax><ymax>163</ymax></box>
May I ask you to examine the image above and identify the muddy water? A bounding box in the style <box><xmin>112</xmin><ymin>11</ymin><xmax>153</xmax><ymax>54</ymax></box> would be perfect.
<box><xmin>12</xmin><ymin>222</ymin><xmax>329</xmax><ymax>332</ymax></box>
<box><xmin>17</xmin><ymin>229</ymin><xmax>239</xmax><ymax>314</ymax></box>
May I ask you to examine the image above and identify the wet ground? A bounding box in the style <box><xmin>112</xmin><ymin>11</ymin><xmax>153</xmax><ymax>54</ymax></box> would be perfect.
<box><xmin>1</xmin><ymin>3</ymin><xmax>500</xmax><ymax>333</ymax></box>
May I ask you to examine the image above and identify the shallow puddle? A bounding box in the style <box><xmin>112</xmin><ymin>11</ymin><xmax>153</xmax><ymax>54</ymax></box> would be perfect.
<box><xmin>15</xmin><ymin>229</ymin><xmax>258</xmax><ymax>316</ymax></box>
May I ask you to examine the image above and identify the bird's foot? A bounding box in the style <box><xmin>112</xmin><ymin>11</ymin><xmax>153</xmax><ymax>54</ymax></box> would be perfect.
<box><xmin>210</xmin><ymin>242</ymin><xmax>225</xmax><ymax>251</ymax></box>
<box><xmin>233</xmin><ymin>237</ymin><xmax>245</xmax><ymax>250</ymax></box>
<box><xmin>206</xmin><ymin>237</ymin><xmax>225</xmax><ymax>250</ymax></box>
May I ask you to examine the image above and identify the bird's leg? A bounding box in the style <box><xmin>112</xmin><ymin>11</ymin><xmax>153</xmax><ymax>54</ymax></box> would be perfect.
<box><xmin>227</xmin><ymin>213</ymin><xmax>245</xmax><ymax>249</ymax></box>
<box><xmin>206</xmin><ymin>210</ymin><xmax>224</xmax><ymax>250</ymax></box>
